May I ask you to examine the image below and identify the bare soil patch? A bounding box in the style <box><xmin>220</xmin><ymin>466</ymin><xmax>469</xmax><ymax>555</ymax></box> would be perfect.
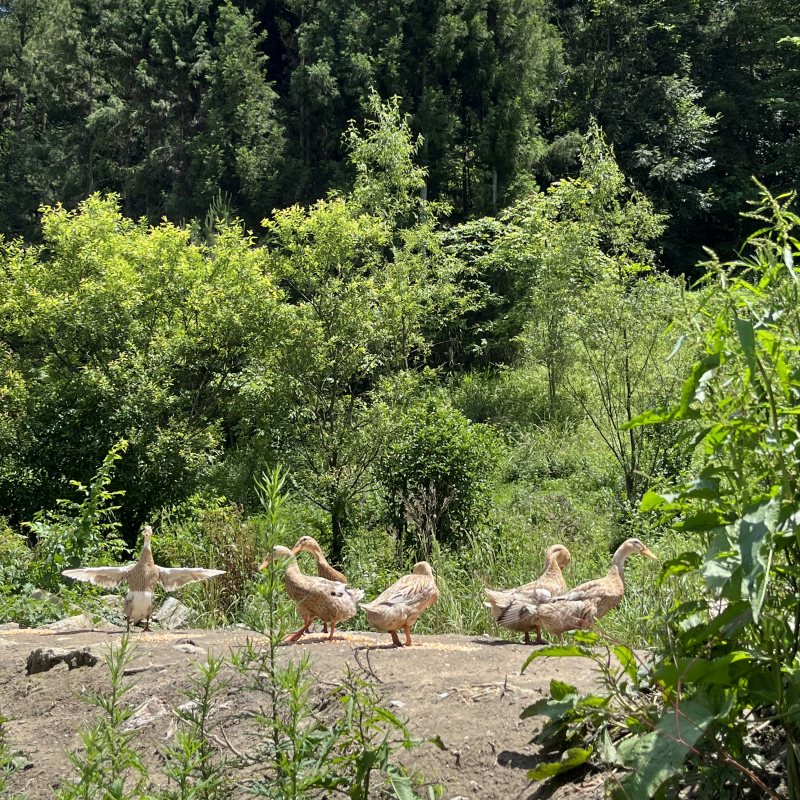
<box><xmin>0</xmin><ymin>626</ymin><xmax>607</xmax><ymax>799</ymax></box>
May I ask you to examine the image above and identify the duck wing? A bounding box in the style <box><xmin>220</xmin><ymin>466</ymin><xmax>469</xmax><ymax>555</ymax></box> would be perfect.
<box><xmin>157</xmin><ymin>567</ymin><xmax>225</xmax><ymax>591</ymax></box>
<box><xmin>362</xmin><ymin>574</ymin><xmax>435</xmax><ymax>610</ymax></box>
<box><xmin>558</xmin><ymin>578</ymin><xmax>607</xmax><ymax>602</ymax></box>
<box><xmin>62</xmin><ymin>566</ymin><xmax>133</xmax><ymax>588</ymax></box>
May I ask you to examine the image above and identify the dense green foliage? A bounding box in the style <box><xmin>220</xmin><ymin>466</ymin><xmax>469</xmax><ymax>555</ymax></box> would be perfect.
<box><xmin>2</xmin><ymin>0</ymin><xmax>798</xmax><ymax>273</ymax></box>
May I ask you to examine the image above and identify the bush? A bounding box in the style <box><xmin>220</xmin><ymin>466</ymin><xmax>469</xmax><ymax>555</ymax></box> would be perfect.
<box><xmin>376</xmin><ymin>396</ymin><xmax>500</xmax><ymax>558</ymax></box>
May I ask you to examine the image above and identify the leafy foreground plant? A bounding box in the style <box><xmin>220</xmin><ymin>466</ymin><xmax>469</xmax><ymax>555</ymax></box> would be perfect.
<box><xmin>56</xmin><ymin>634</ymin><xmax>148</xmax><ymax>800</ymax></box>
<box><xmin>232</xmin><ymin>466</ymin><xmax>440</xmax><ymax>799</ymax></box>
<box><xmin>520</xmin><ymin>187</ymin><xmax>800</xmax><ymax>799</ymax></box>
<box><xmin>0</xmin><ymin>709</ymin><xmax>27</xmax><ymax>799</ymax></box>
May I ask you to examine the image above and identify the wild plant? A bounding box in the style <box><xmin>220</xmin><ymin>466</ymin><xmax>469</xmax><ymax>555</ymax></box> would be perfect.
<box><xmin>56</xmin><ymin>634</ymin><xmax>148</xmax><ymax>800</ymax></box>
<box><xmin>0</xmin><ymin>710</ymin><xmax>25</xmax><ymax>799</ymax></box>
<box><xmin>521</xmin><ymin>186</ymin><xmax>800</xmax><ymax>799</ymax></box>
<box><xmin>28</xmin><ymin>440</ymin><xmax>128</xmax><ymax>590</ymax></box>
<box><xmin>159</xmin><ymin>654</ymin><xmax>229</xmax><ymax>800</ymax></box>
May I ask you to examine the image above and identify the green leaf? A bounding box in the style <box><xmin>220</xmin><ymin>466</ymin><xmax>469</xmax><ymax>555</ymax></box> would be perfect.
<box><xmin>520</xmin><ymin>696</ymin><xmax>577</xmax><ymax>721</ymax></box>
<box><xmin>385</xmin><ymin>764</ymin><xmax>419</xmax><ymax>800</ymax></box>
<box><xmin>683</xmin><ymin>475</ymin><xmax>721</xmax><ymax>500</ymax></box>
<box><xmin>784</xmin><ymin>245</ymin><xmax>796</xmax><ymax>281</ymax></box>
<box><xmin>612</xmin><ymin>691</ymin><xmax>728</xmax><ymax>799</ymax></box>
<box><xmin>675</xmin><ymin>353</ymin><xmax>721</xmax><ymax>418</ymax></box>
<box><xmin>677</xmin><ymin>601</ymin><xmax>753</xmax><ymax>649</ymax></box>
<box><xmin>736</xmin><ymin>497</ymin><xmax>779</xmax><ymax>620</ymax></box>
<box><xmin>639</xmin><ymin>490</ymin><xmax>668</xmax><ymax>512</ymax></box>
<box><xmin>675</xmin><ymin>511</ymin><xmax>727</xmax><ymax>532</ymax></box>
<box><xmin>701</xmin><ymin>527</ymin><xmax>741</xmax><ymax>597</ymax></box>
<box><xmin>621</xmin><ymin>408</ymin><xmax>674</xmax><ymax>430</ymax></box>
<box><xmin>527</xmin><ymin>747</ymin><xmax>592</xmax><ymax>781</ymax></box>
<box><xmin>611</xmin><ymin>645</ymin><xmax>639</xmax><ymax>682</ymax></box>
<box><xmin>659</xmin><ymin>552</ymin><xmax>701</xmax><ymax>584</ymax></box>
<box><xmin>550</xmin><ymin>679</ymin><xmax>579</xmax><ymax>701</ymax></box>
<box><xmin>521</xmin><ymin>645</ymin><xmax>595</xmax><ymax>673</ymax></box>
<box><xmin>653</xmin><ymin>651</ymin><xmax>753</xmax><ymax>686</ymax></box>
<box><xmin>735</xmin><ymin>317</ymin><xmax>756</xmax><ymax>378</ymax></box>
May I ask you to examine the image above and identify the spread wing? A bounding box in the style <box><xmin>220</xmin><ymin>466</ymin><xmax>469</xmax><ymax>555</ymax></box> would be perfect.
<box><xmin>157</xmin><ymin>568</ymin><xmax>225</xmax><ymax>591</ymax></box>
<box><xmin>62</xmin><ymin>566</ymin><xmax>133</xmax><ymax>589</ymax></box>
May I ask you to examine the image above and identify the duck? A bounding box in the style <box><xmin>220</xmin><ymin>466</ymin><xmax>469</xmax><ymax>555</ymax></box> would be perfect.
<box><xmin>360</xmin><ymin>562</ymin><xmax>439</xmax><ymax>647</ymax></box>
<box><xmin>291</xmin><ymin>535</ymin><xmax>347</xmax><ymax>633</ymax></box>
<box><xmin>553</xmin><ymin>537</ymin><xmax>656</xmax><ymax>619</ymax></box>
<box><xmin>485</xmin><ymin>538</ymin><xmax>655</xmax><ymax>643</ymax></box>
<box><xmin>62</xmin><ymin>525</ymin><xmax>225</xmax><ymax>631</ymax></box>
<box><xmin>260</xmin><ymin>544</ymin><xmax>364</xmax><ymax>643</ymax></box>
<box><xmin>484</xmin><ymin>543</ymin><xmax>572</xmax><ymax>644</ymax></box>
<box><xmin>484</xmin><ymin>594</ymin><xmax>599</xmax><ymax>639</ymax></box>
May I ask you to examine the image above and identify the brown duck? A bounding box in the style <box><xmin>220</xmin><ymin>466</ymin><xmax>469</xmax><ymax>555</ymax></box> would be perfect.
<box><xmin>485</xmin><ymin>538</ymin><xmax>655</xmax><ymax>642</ymax></box>
<box><xmin>260</xmin><ymin>544</ymin><xmax>364</xmax><ymax>643</ymax></box>
<box><xmin>360</xmin><ymin>562</ymin><xmax>440</xmax><ymax>647</ymax></box>
<box><xmin>291</xmin><ymin>535</ymin><xmax>346</xmax><ymax>633</ymax></box>
<box><xmin>484</xmin><ymin>543</ymin><xmax>572</xmax><ymax>644</ymax></box>
<box><xmin>62</xmin><ymin>526</ymin><xmax>225</xmax><ymax>631</ymax></box>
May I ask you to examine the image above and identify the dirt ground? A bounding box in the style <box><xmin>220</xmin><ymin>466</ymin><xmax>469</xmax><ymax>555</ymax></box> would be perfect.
<box><xmin>0</xmin><ymin>625</ymin><xmax>609</xmax><ymax>800</ymax></box>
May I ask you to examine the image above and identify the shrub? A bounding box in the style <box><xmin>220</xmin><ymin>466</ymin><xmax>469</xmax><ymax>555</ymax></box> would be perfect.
<box><xmin>376</xmin><ymin>396</ymin><xmax>500</xmax><ymax>558</ymax></box>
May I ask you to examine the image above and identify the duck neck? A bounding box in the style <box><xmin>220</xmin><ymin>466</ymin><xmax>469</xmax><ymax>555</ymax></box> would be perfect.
<box><xmin>543</xmin><ymin>556</ymin><xmax>562</xmax><ymax>579</ymax></box>
<box><xmin>315</xmin><ymin>550</ymin><xmax>332</xmax><ymax>571</ymax></box>
<box><xmin>284</xmin><ymin>554</ymin><xmax>303</xmax><ymax>581</ymax></box>
<box><xmin>610</xmin><ymin>547</ymin><xmax>631</xmax><ymax>585</ymax></box>
<box><xmin>140</xmin><ymin>540</ymin><xmax>155</xmax><ymax>567</ymax></box>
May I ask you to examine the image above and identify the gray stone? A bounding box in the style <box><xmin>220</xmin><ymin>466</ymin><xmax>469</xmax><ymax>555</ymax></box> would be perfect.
<box><xmin>42</xmin><ymin>614</ymin><xmax>96</xmax><ymax>632</ymax></box>
<box><xmin>0</xmin><ymin>622</ymin><xmax>20</xmax><ymax>630</ymax></box>
<box><xmin>30</xmin><ymin>589</ymin><xmax>64</xmax><ymax>609</ymax></box>
<box><xmin>154</xmin><ymin>598</ymin><xmax>193</xmax><ymax>630</ymax></box>
<box><xmin>26</xmin><ymin>646</ymin><xmax>99</xmax><ymax>675</ymax></box>
<box><xmin>42</xmin><ymin>614</ymin><xmax>123</xmax><ymax>633</ymax></box>
<box><xmin>98</xmin><ymin>594</ymin><xmax>123</xmax><ymax>609</ymax></box>
<box><xmin>173</xmin><ymin>642</ymin><xmax>205</xmax><ymax>656</ymax></box>
<box><xmin>121</xmin><ymin>697</ymin><xmax>170</xmax><ymax>731</ymax></box>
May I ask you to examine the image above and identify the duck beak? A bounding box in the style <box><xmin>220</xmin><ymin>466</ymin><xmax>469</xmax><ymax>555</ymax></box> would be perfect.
<box><xmin>641</xmin><ymin>546</ymin><xmax>657</xmax><ymax>560</ymax></box>
<box><xmin>290</xmin><ymin>544</ymin><xmax>302</xmax><ymax>555</ymax></box>
<box><xmin>258</xmin><ymin>556</ymin><xmax>272</xmax><ymax>570</ymax></box>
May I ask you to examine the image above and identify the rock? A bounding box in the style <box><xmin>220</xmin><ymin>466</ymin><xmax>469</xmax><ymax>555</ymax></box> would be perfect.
<box><xmin>26</xmin><ymin>647</ymin><xmax>99</xmax><ymax>675</ymax></box>
<box><xmin>388</xmin><ymin>700</ymin><xmax>406</xmax><ymax>709</ymax></box>
<box><xmin>42</xmin><ymin>614</ymin><xmax>96</xmax><ymax>632</ymax></box>
<box><xmin>42</xmin><ymin>614</ymin><xmax>123</xmax><ymax>633</ymax></box>
<box><xmin>154</xmin><ymin>598</ymin><xmax>193</xmax><ymax>630</ymax></box>
<box><xmin>0</xmin><ymin>622</ymin><xmax>20</xmax><ymax>630</ymax></box>
<box><xmin>98</xmin><ymin>595</ymin><xmax>123</xmax><ymax>609</ymax></box>
<box><xmin>173</xmin><ymin>642</ymin><xmax>205</xmax><ymax>656</ymax></box>
<box><xmin>120</xmin><ymin>697</ymin><xmax>169</xmax><ymax>731</ymax></box>
<box><xmin>30</xmin><ymin>589</ymin><xmax>64</xmax><ymax>609</ymax></box>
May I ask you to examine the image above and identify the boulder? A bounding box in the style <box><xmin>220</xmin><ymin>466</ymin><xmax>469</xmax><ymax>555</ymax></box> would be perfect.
<box><xmin>26</xmin><ymin>646</ymin><xmax>98</xmax><ymax>675</ymax></box>
<box><xmin>42</xmin><ymin>614</ymin><xmax>123</xmax><ymax>633</ymax></box>
<box><xmin>154</xmin><ymin>598</ymin><xmax>193</xmax><ymax>630</ymax></box>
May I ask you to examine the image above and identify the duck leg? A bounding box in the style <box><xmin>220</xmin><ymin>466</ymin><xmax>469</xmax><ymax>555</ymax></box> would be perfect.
<box><xmin>532</xmin><ymin>625</ymin><xmax>545</xmax><ymax>645</ymax></box>
<box><xmin>322</xmin><ymin>623</ymin><xmax>329</xmax><ymax>633</ymax></box>
<box><xmin>404</xmin><ymin>622</ymin><xmax>413</xmax><ymax>647</ymax></box>
<box><xmin>390</xmin><ymin>630</ymin><xmax>402</xmax><ymax>647</ymax></box>
<box><xmin>327</xmin><ymin>621</ymin><xmax>336</xmax><ymax>641</ymax></box>
<box><xmin>143</xmin><ymin>616</ymin><xmax>151</xmax><ymax>632</ymax></box>
<box><xmin>523</xmin><ymin>631</ymin><xmax>531</xmax><ymax>645</ymax></box>
<box><xmin>284</xmin><ymin>613</ymin><xmax>312</xmax><ymax>644</ymax></box>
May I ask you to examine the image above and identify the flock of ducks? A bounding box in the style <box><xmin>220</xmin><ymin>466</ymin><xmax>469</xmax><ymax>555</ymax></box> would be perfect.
<box><xmin>62</xmin><ymin>527</ymin><xmax>656</xmax><ymax>646</ymax></box>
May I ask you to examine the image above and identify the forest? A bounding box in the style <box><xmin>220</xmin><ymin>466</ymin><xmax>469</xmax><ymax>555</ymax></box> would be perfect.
<box><xmin>1</xmin><ymin>0</ymin><xmax>800</xmax><ymax>797</ymax></box>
